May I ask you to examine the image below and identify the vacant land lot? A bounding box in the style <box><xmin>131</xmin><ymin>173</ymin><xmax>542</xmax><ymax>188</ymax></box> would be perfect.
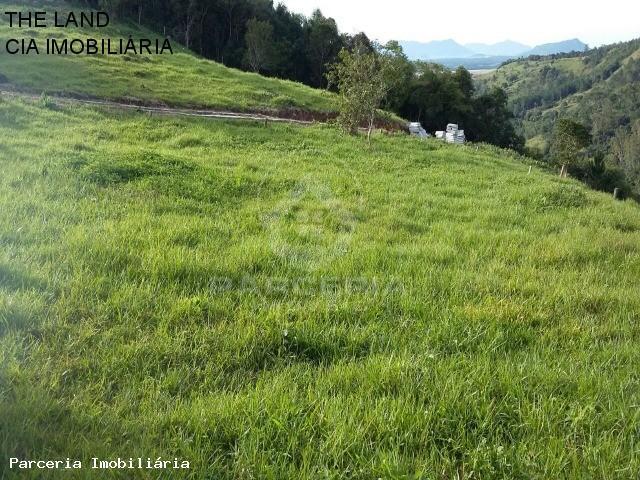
<box><xmin>1</xmin><ymin>96</ymin><xmax>640</xmax><ymax>479</ymax></box>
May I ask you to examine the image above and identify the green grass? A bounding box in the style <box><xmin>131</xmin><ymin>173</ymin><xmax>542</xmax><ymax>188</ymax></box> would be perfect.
<box><xmin>0</xmin><ymin>1</ymin><xmax>335</xmax><ymax>113</ymax></box>
<box><xmin>2</xmin><ymin>94</ymin><xmax>640</xmax><ymax>479</ymax></box>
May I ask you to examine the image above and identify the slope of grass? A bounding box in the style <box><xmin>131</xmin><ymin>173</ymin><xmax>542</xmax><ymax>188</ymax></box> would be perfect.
<box><xmin>0</xmin><ymin>1</ymin><xmax>335</xmax><ymax>114</ymax></box>
<box><xmin>480</xmin><ymin>57</ymin><xmax>586</xmax><ymax>99</ymax></box>
<box><xmin>2</xmin><ymin>95</ymin><xmax>640</xmax><ymax>478</ymax></box>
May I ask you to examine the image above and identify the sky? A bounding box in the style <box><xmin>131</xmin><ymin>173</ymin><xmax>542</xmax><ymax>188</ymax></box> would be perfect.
<box><xmin>279</xmin><ymin>0</ymin><xmax>639</xmax><ymax>47</ymax></box>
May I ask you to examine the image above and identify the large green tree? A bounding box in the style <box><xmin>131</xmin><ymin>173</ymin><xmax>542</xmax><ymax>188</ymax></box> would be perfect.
<box><xmin>243</xmin><ymin>18</ymin><xmax>275</xmax><ymax>73</ymax></box>
<box><xmin>305</xmin><ymin>10</ymin><xmax>343</xmax><ymax>88</ymax></box>
<box><xmin>379</xmin><ymin>41</ymin><xmax>415</xmax><ymax>113</ymax></box>
<box><xmin>471</xmin><ymin>88</ymin><xmax>524</xmax><ymax>151</ymax></box>
<box><xmin>611</xmin><ymin>120</ymin><xmax>640</xmax><ymax>192</ymax></box>
<box><xmin>551</xmin><ymin>119</ymin><xmax>592</xmax><ymax>169</ymax></box>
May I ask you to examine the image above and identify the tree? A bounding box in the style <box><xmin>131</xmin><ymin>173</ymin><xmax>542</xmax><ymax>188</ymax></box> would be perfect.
<box><xmin>327</xmin><ymin>42</ymin><xmax>404</xmax><ymax>143</ymax></box>
<box><xmin>243</xmin><ymin>18</ymin><xmax>275</xmax><ymax>72</ymax></box>
<box><xmin>551</xmin><ymin>119</ymin><xmax>592</xmax><ymax>172</ymax></box>
<box><xmin>471</xmin><ymin>88</ymin><xmax>524</xmax><ymax>151</ymax></box>
<box><xmin>346</xmin><ymin>32</ymin><xmax>374</xmax><ymax>53</ymax></box>
<box><xmin>169</xmin><ymin>0</ymin><xmax>204</xmax><ymax>50</ymax></box>
<box><xmin>400</xmin><ymin>62</ymin><xmax>471</xmax><ymax>133</ymax></box>
<box><xmin>379</xmin><ymin>41</ymin><xmax>414</xmax><ymax>113</ymax></box>
<box><xmin>305</xmin><ymin>10</ymin><xmax>343</xmax><ymax>88</ymax></box>
<box><xmin>97</xmin><ymin>0</ymin><xmax>130</xmax><ymax>19</ymax></box>
<box><xmin>269</xmin><ymin>4</ymin><xmax>307</xmax><ymax>81</ymax></box>
<box><xmin>453</xmin><ymin>66</ymin><xmax>474</xmax><ymax>98</ymax></box>
<box><xmin>611</xmin><ymin>120</ymin><xmax>640</xmax><ymax>192</ymax></box>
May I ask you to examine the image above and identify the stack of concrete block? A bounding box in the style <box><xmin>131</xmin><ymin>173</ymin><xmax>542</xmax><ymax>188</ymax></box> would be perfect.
<box><xmin>408</xmin><ymin>122</ymin><xmax>430</xmax><ymax>138</ymax></box>
<box><xmin>444</xmin><ymin>124</ymin><xmax>466</xmax><ymax>144</ymax></box>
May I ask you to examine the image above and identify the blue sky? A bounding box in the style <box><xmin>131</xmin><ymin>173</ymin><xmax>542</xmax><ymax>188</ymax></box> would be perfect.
<box><xmin>280</xmin><ymin>0</ymin><xmax>639</xmax><ymax>47</ymax></box>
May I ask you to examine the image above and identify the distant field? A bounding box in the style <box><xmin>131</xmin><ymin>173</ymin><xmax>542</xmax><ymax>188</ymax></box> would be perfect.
<box><xmin>0</xmin><ymin>2</ymin><xmax>336</xmax><ymax>114</ymax></box>
<box><xmin>470</xmin><ymin>69</ymin><xmax>496</xmax><ymax>77</ymax></box>
<box><xmin>2</xmin><ymin>95</ymin><xmax>640</xmax><ymax>478</ymax></box>
<box><xmin>437</xmin><ymin>57</ymin><xmax>512</xmax><ymax>70</ymax></box>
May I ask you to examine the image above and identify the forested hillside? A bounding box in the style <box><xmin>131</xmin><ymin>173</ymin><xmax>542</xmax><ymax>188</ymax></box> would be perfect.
<box><xmin>479</xmin><ymin>39</ymin><xmax>640</xmax><ymax>194</ymax></box>
<box><xmin>76</xmin><ymin>0</ymin><xmax>349</xmax><ymax>89</ymax></box>
<box><xmin>0</xmin><ymin>2</ymin><xmax>338</xmax><ymax>115</ymax></box>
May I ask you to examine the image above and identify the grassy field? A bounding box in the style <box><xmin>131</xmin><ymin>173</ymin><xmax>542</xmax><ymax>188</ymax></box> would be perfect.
<box><xmin>2</xmin><ymin>94</ymin><xmax>640</xmax><ymax>479</ymax></box>
<box><xmin>0</xmin><ymin>2</ymin><xmax>335</xmax><ymax>114</ymax></box>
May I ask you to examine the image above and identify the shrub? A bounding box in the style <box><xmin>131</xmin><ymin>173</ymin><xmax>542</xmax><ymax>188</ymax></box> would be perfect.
<box><xmin>572</xmin><ymin>160</ymin><xmax>632</xmax><ymax>198</ymax></box>
<box><xmin>550</xmin><ymin>119</ymin><xmax>591</xmax><ymax>167</ymax></box>
<box><xmin>38</xmin><ymin>93</ymin><xmax>57</xmax><ymax>110</ymax></box>
<box><xmin>272</xmin><ymin>95</ymin><xmax>296</xmax><ymax>109</ymax></box>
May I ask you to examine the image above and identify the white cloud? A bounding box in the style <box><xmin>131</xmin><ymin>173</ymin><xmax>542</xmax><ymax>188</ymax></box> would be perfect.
<box><xmin>279</xmin><ymin>0</ymin><xmax>639</xmax><ymax>47</ymax></box>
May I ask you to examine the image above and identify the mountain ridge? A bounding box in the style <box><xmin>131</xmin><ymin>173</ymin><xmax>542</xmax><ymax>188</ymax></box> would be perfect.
<box><xmin>464</xmin><ymin>40</ymin><xmax>531</xmax><ymax>57</ymax></box>
<box><xmin>399</xmin><ymin>39</ymin><xmax>476</xmax><ymax>60</ymax></box>
<box><xmin>399</xmin><ymin>38</ymin><xmax>589</xmax><ymax>61</ymax></box>
<box><xmin>526</xmin><ymin>38</ymin><xmax>588</xmax><ymax>56</ymax></box>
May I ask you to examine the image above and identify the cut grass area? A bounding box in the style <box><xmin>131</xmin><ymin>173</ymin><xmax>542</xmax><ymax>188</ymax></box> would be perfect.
<box><xmin>1</xmin><ymin>96</ymin><xmax>640</xmax><ymax>478</ymax></box>
<box><xmin>0</xmin><ymin>1</ymin><xmax>335</xmax><ymax>114</ymax></box>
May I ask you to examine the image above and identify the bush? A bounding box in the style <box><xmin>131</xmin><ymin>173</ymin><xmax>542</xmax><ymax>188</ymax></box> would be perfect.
<box><xmin>569</xmin><ymin>158</ymin><xmax>632</xmax><ymax>198</ymax></box>
<box><xmin>38</xmin><ymin>93</ymin><xmax>57</xmax><ymax>110</ymax></box>
<box><xmin>550</xmin><ymin>119</ymin><xmax>591</xmax><ymax>167</ymax></box>
<box><xmin>272</xmin><ymin>95</ymin><xmax>296</xmax><ymax>109</ymax></box>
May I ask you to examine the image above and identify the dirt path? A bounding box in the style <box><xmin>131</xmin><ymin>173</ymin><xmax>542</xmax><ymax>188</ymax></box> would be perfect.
<box><xmin>0</xmin><ymin>89</ymin><xmax>316</xmax><ymax>125</ymax></box>
<box><xmin>1</xmin><ymin>88</ymin><xmax>407</xmax><ymax>131</ymax></box>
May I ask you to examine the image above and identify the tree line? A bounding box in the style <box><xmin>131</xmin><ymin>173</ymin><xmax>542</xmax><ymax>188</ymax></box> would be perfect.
<box><xmin>82</xmin><ymin>0</ymin><xmax>347</xmax><ymax>88</ymax></box>
<box><xmin>328</xmin><ymin>40</ymin><xmax>522</xmax><ymax>149</ymax></box>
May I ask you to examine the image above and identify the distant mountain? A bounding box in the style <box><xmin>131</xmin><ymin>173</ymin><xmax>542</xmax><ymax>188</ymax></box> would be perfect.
<box><xmin>400</xmin><ymin>38</ymin><xmax>589</xmax><ymax>62</ymax></box>
<box><xmin>525</xmin><ymin>39</ymin><xmax>588</xmax><ymax>56</ymax></box>
<box><xmin>465</xmin><ymin>41</ymin><xmax>531</xmax><ymax>57</ymax></box>
<box><xmin>399</xmin><ymin>40</ymin><xmax>476</xmax><ymax>60</ymax></box>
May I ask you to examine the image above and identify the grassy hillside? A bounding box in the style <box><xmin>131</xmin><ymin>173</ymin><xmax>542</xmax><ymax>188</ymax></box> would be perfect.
<box><xmin>0</xmin><ymin>2</ymin><xmax>335</xmax><ymax>114</ymax></box>
<box><xmin>478</xmin><ymin>39</ymin><xmax>640</xmax><ymax>152</ymax></box>
<box><xmin>2</xmin><ymin>94</ymin><xmax>640</xmax><ymax>478</ymax></box>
